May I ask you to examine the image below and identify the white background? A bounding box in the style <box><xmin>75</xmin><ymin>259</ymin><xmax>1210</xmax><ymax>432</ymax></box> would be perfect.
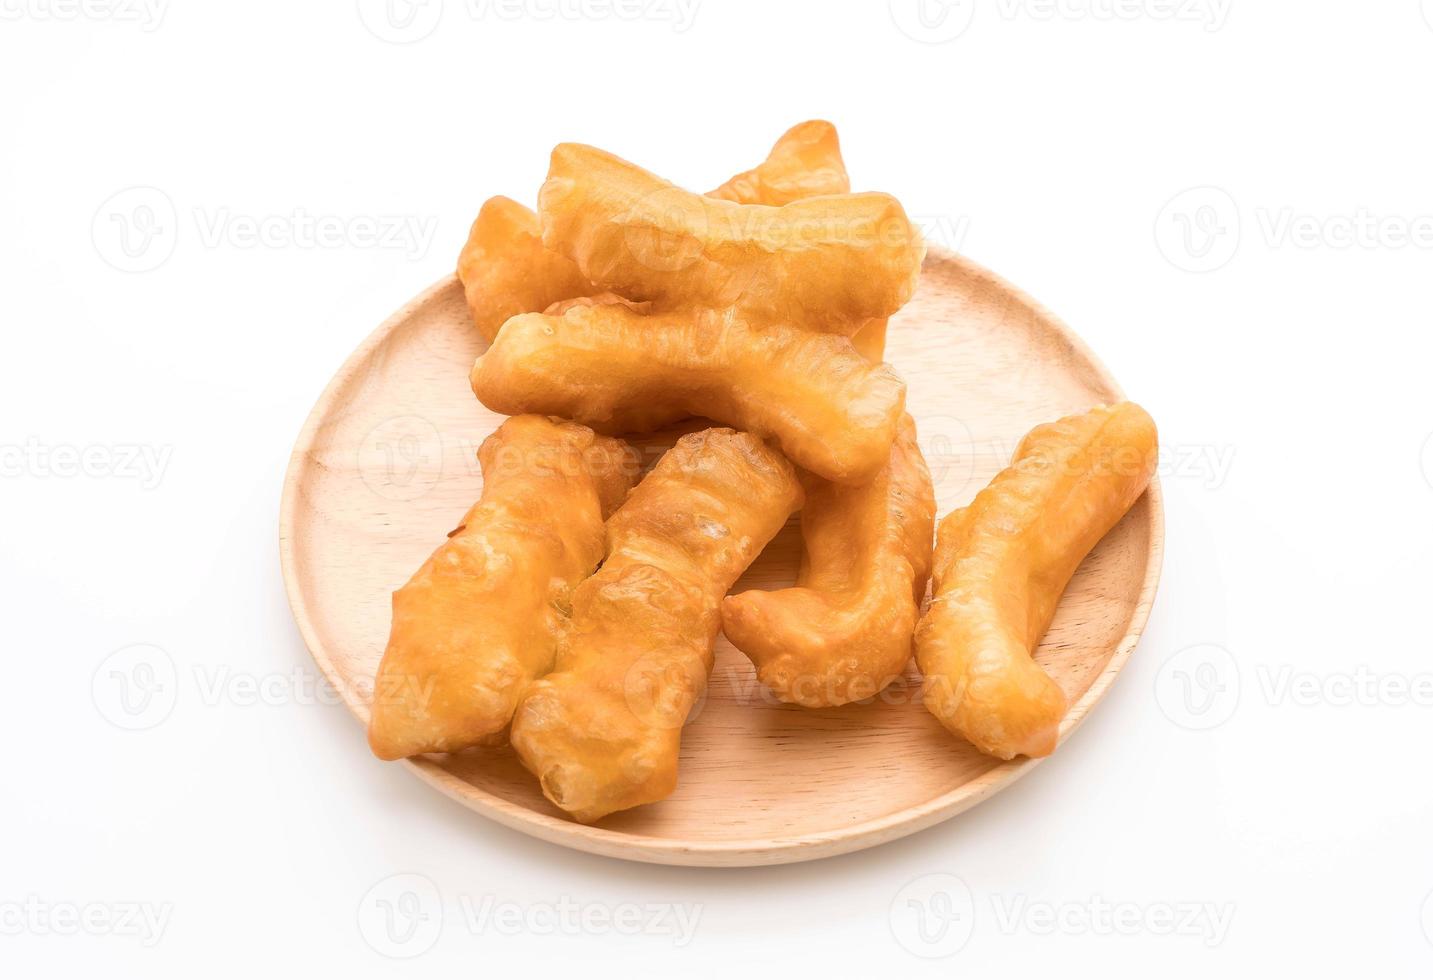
<box><xmin>3</xmin><ymin>0</ymin><xmax>1432</xmax><ymax>975</ymax></box>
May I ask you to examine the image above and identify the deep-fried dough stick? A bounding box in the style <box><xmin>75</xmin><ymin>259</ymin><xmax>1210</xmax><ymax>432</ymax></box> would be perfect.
<box><xmin>458</xmin><ymin>121</ymin><xmax>862</xmax><ymax>345</ymax></box>
<box><xmin>707</xmin><ymin>119</ymin><xmax>849</xmax><ymax>205</ymax></box>
<box><xmin>456</xmin><ymin>196</ymin><xmax>590</xmax><ymax>343</ymax></box>
<box><xmin>510</xmin><ymin>429</ymin><xmax>803</xmax><ymax>822</ymax></box>
<box><xmin>708</xmin><ymin>120</ymin><xmax>896</xmax><ymax>360</ymax></box>
<box><xmin>469</xmin><ymin>300</ymin><xmax>905</xmax><ymax>484</ymax></box>
<box><xmin>367</xmin><ymin>416</ymin><xmax>636</xmax><ymax>760</ymax></box>
<box><xmin>722</xmin><ymin>414</ymin><xmax>935</xmax><ymax>707</ymax></box>
<box><xmin>539</xmin><ymin>142</ymin><xmax>924</xmax><ymax>334</ymax></box>
<box><xmin>915</xmin><ymin>403</ymin><xmax>1158</xmax><ymax>760</ymax></box>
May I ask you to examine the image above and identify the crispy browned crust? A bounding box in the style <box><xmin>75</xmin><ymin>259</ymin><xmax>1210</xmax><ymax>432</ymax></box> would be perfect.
<box><xmin>469</xmin><ymin>302</ymin><xmax>905</xmax><ymax>484</ymax></box>
<box><xmin>366</xmin><ymin>415</ymin><xmax>636</xmax><ymax>760</ymax></box>
<box><xmin>723</xmin><ymin>414</ymin><xmax>935</xmax><ymax>707</ymax></box>
<box><xmin>510</xmin><ymin>429</ymin><xmax>803</xmax><ymax>822</ymax></box>
<box><xmin>915</xmin><ymin>403</ymin><xmax>1158</xmax><ymax>760</ymax></box>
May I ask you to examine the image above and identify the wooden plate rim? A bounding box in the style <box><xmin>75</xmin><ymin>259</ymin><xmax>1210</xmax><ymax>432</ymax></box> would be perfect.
<box><xmin>277</xmin><ymin>245</ymin><xmax>1166</xmax><ymax>867</ymax></box>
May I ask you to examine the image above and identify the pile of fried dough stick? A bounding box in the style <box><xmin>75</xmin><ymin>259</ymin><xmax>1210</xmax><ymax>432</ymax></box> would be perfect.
<box><xmin>366</xmin><ymin>122</ymin><xmax>1159</xmax><ymax>823</ymax></box>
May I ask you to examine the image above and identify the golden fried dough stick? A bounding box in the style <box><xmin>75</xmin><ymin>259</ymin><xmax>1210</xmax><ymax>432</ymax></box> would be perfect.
<box><xmin>366</xmin><ymin>415</ymin><xmax>636</xmax><ymax>761</ymax></box>
<box><xmin>469</xmin><ymin>300</ymin><xmax>905</xmax><ymax>484</ymax></box>
<box><xmin>456</xmin><ymin>196</ymin><xmax>590</xmax><ymax>343</ymax></box>
<box><xmin>458</xmin><ymin>121</ymin><xmax>864</xmax><ymax>345</ymax></box>
<box><xmin>510</xmin><ymin>429</ymin><xmax>803</xmax><ymax>822</ymax></box>
<box><xmin>915</xmin><ymin>403</ymin><xmax>1158</xmax><ymax>760</ymax></box>
<box><xmin>539</xmin><ymin>142</ymin><xmax>924</xmax><ymax>334</ymax></box>
<box><xmin>707</xmin><ymin>119</ymin><xmax>850</xmax><ymax>205</ymax></box>
<box><xmin>710</xmin><ymin>122</ymin><xmax>895</xmax><ymax>360</ymax></box>
<box><xmin>722</xmin><ymin>414</ymin><xmax>935</xmax><ymax>707</ymax></box>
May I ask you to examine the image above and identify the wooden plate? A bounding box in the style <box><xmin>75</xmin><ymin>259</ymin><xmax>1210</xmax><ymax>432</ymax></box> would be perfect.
<box><xmin>279</xmin><ymin>246</ymin><xmax>1164</xmax><ymax>867</ymax></box>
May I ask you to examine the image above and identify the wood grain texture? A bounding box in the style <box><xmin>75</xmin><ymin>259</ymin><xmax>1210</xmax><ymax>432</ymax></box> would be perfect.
<box><xmin>278</xmin><ymin>246</ymin><xmax>1164</xmax><ymax>867</ymax></box>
